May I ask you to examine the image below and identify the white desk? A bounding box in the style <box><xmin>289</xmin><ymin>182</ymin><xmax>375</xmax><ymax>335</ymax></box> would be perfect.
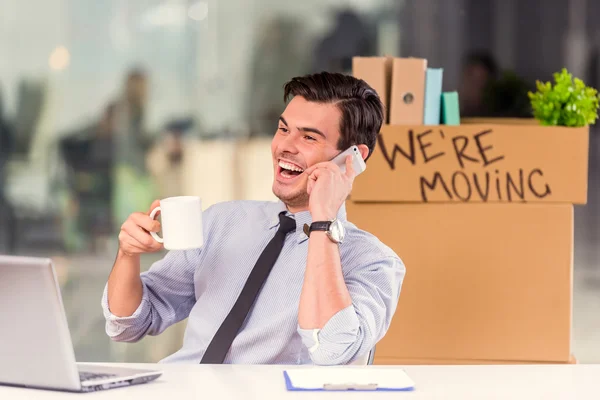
<box><xmin>1</xmin><ymin>363</ymin><xmax>599</xmax><ymax>399</ymax></box>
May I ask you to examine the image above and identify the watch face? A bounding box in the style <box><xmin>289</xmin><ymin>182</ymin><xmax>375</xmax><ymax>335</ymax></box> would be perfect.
<box><xmin>328</xmin><ymin>219</ymin><xmax>345</xmax><ymax>243</ymax></box>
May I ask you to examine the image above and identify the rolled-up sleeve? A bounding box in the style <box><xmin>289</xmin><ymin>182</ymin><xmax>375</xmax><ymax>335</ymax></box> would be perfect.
<box><xmin>297</xmin><ymin>255</ymin><xmax>405</xmax><ymax>365</ymax></box>
<box><xmin>101</xmin><ymin>249</ymin><xmax>199</xmax><ymax>342</ymax></box>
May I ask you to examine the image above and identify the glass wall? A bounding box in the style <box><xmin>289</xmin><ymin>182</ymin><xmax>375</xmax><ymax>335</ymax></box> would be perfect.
<box><xmin>1</xmin><ymin>0</ymin><xmax>599</xmax><ymax>363</ymax></box>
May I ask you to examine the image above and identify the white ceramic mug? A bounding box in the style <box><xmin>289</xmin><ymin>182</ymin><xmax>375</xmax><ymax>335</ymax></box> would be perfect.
<box><xmin>149</xmin><ymin>196</ymin><xmax>204</xmax><ymax>250</ymax></box>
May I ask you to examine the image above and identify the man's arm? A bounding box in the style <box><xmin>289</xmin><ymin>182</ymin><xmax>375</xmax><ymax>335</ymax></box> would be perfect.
<box><xmin>106</xmin><ymin>201</ymin><xmax>163</xmax><ymax>320</ymax></box>
<box><xmin>103</xmin><ymin>200</ymin><xmax>206</xmax><ymax>342</ymax></box>
<box><xmin>299</xmin><ymin>156</ymin><xmax>357</xmax><ymax>331</ymax></box>
<box><xmin>297</xmin><ymin>239</ymin><xmax>404</xmax><ymax>365</ymax></box>
<box><xmin>298</xmin><ymin>231</ymin><xmax>350</xmax><ymax>329</ymax></box>
<box><xmin>102</xmin><ymin>249</ymin><xmax>199</xmax><ymax>342</ymax></box>
<box><xmin>299</xmin><ymin>155</ymin><xmax>405</xmax><ymax>365</ymax></box>
<box><xmin>107</xmin><ymin>251</ymin><xmax>144</xmax><ymax>317</ymax></box>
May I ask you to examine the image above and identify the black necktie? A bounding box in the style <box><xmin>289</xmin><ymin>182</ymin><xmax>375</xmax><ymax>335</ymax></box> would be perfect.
<box><xmin>200</xmin><ymin>212</ymin><xmax>296</xmax><ymax>364</ymax></box>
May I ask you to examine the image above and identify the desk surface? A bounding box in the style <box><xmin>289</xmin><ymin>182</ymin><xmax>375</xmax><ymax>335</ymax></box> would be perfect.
<box><xmin>1</xmin><ymin>363</ymin><xmax>599</xmax><ymax>399</ymax></box>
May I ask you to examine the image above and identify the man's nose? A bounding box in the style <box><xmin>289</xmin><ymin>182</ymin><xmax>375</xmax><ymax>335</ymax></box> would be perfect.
<box><xmin>279</xmin><ymin>131</ymin><xmax>299</xmax><ymax>153</ymax></box>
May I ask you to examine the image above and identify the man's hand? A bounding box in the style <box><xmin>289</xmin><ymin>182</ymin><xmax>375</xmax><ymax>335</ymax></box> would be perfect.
<box><xmin>304</xmin><ymin>155</ymin><xmax>355</xmax><ymax>221</ymax></box>
<box><xmin>118</xmin><ymin>199</ymin><xmax>164</xmax><ymax>256</ymax></box>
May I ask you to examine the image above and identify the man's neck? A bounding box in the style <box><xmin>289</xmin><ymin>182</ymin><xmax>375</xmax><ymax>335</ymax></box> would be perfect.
<box><xmin>285</xmin><ymin>204</ymin><xmax>309</xmax><ymax>215</ymax></box>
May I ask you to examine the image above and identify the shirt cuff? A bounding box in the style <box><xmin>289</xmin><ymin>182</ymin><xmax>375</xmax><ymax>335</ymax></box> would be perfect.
<box><xmin>297</xmin><ymin>305</ymin><xmax>360</xmax><ymax>354</ymax></box>
<box><xmin>101</xmin><ymin>282</ymin><xmax>150</xmax><ymax>332</ymax></box>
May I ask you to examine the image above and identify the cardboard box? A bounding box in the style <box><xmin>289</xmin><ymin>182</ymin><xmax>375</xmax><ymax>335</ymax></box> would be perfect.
<box><xmin>352</xmin><ymin>123</ymin><xmax>589</xmax><ymax>204</ymax></box>
<box><xmin>350</xmin><ymin>55</ymin><xmax>580</xmax><ymax>366</ymax></box>
<box><xmin>346</xmin><ymin>202</ymin><xmax>573</xmax><ymax>363</ymax></box>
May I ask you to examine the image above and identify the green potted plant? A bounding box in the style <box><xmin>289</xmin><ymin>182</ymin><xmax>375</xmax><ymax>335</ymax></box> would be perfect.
<box><xmin>528</xmin><ymin>68</ymin><xmax>600</xmax><ymax>127</ymax></box>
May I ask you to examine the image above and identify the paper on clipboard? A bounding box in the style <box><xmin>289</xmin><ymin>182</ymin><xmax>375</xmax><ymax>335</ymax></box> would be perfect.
<box><xmin>284</xmin><ymin>367</ymin><xmax>415</xmax><ymax>391</ymax></box>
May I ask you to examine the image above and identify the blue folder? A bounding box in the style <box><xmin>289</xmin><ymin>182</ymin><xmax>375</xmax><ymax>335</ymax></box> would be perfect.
<box><xmin>423</xmin><ymin>68</ymin><xmax>443</xmax><ymax>125</ymax></box>
<box><xmin>283</xmin><ymin>369</ymin><xmax>415</xmax><ymax>392</ymax></box>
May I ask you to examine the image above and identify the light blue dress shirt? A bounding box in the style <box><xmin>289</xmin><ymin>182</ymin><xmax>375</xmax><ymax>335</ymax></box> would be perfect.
<box><xmin>101</xmin><ymin>200</ymin><xmax>405</xmax><ymax>365</ymax></box>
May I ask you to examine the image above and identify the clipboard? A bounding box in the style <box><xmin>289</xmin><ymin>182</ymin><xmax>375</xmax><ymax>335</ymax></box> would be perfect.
<box><xmin>283</xmin><ymin>368</ymin><xmax>415</xmax><ymax>392</ymax></box>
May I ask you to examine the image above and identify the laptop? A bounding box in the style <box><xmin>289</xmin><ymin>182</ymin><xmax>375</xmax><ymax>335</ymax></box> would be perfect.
<box><xmin>0</xmin><ymin>255</ymin><xmax>162</xmax><ymax>392</ymax></box>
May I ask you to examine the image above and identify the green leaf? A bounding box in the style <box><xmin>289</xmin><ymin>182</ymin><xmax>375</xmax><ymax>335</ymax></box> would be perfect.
<box><xmin>529</xmin><ymin>67</ymin><xmax>600</xmax><ymax>126</ymax></box>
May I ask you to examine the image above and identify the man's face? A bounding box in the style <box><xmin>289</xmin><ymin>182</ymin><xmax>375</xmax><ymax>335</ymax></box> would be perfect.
<box><xmin>271</xmin><ymin>96</ymin><xmax>342</xmax><ymax>211</ymax></box>
<box><xmin>459</xmin><ymin>64</ymin><xmax>490</xmax><ymax>107</ymax></box>
<box><xmin>127</xmin><ymin>76</ymin><xmax>147</xmax><ymax>107</ymax></box>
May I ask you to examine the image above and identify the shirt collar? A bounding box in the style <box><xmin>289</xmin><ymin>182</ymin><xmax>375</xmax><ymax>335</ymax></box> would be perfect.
<box><xmin>268</xmin><ymin>200</ymin><xmax>347</xmax><ymax>244</ymax></box>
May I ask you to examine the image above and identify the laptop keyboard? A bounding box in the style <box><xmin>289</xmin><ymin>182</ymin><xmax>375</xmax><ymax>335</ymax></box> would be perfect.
<box><xmin>79</xmin><ymin>371</ymin><xmax>118</xmax><ymax>382</ymax></box>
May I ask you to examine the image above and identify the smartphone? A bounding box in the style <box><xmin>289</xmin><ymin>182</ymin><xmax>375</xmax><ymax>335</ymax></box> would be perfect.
<box><xmin>331</xmin><ymin>145</ymin><xmax>367</xmax><ymax>176</ymax></box>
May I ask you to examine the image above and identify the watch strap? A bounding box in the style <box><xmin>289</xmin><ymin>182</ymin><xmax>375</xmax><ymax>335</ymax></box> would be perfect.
<box><xmin>303</xmin><ymin>221</ymin><xmax>332</xmax><ymax>237</ymax></box>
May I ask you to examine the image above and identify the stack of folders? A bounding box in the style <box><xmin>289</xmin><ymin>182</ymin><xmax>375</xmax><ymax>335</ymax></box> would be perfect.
<box><xmin>283</xmin><ymin>367</ymin><xmax>415</xmax><ymax>392</ymax></box>
<box><xmin>353</xmin><ymin>56</ymin><xmax>460</xmax><ymax>126</ymax></box>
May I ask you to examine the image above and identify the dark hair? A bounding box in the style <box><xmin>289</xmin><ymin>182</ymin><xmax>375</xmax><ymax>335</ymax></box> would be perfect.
<box><xmin>463</xmin><ymin>50</ymin><xmax>498</xmax><ymax>78</ymax></box>
<box><xmin>126</xmin><ymin>67</ymin><xmax>147</xmax><ymax>83</ymax></box>
<box><xmin>283</xmin><ymin>71</ymin><xmax>384</xmax><ymax>161</ymax></box>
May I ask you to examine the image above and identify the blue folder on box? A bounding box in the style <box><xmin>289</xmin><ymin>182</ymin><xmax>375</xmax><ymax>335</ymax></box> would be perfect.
<box><xmin>283</xmin><ymin>367</ymin><xmax>415</xmax><ymax>392</ymax></box>
<box><xmin>423</xmin><ymin>68</ymin><xmax>443</xmax><ymax>125</ymax></box>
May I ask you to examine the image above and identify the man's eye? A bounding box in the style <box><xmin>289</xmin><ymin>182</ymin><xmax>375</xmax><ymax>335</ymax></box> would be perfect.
<box><xmin>304</xmin><ymin>135</ymin><xmax>316</xmax><ymax>141</ymax></box>
<box><xmin>278</xmin><ymin>126</ymin><xmax>288</xmax><ymax>133</ymax></box>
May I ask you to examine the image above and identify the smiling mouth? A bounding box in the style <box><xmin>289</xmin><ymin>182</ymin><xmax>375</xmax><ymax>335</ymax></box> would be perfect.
<box><xmin>277</xmin><ymin>160</ymin><xmax>304</xmax><ymax>180</ymax></box>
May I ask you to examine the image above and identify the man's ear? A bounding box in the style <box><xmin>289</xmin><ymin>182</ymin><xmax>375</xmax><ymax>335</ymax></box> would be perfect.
<box><xmin>357</xmin><ymin>144</ymin><xmax>369</xmax><ymax>161</ymax></box>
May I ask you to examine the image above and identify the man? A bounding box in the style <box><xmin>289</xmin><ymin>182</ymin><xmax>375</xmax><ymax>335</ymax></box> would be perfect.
<box><xmin>111</xmin><ymin>68</ymin><xmax>157</xmax><ymax>228</ymax></box>
<box><xmin>102</xmin><ymin>71</ymin><xmax>405</xmax><ymax>365</ymax></box>
<box><xmin>458</xmin><ymin>50</ymin><xmax>498</xmax><ymax>117</ymax></box>
<box><xmin>0</xmin><ymin>84</ymin><xmax>16</xmax><ymax>253</ymax></box>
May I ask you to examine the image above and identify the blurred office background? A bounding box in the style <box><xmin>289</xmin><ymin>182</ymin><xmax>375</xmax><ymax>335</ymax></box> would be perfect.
<box><xmin>0</xmin><ymin>0</ymin><xmax>599</xmax><ymax>363</ymax></box>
